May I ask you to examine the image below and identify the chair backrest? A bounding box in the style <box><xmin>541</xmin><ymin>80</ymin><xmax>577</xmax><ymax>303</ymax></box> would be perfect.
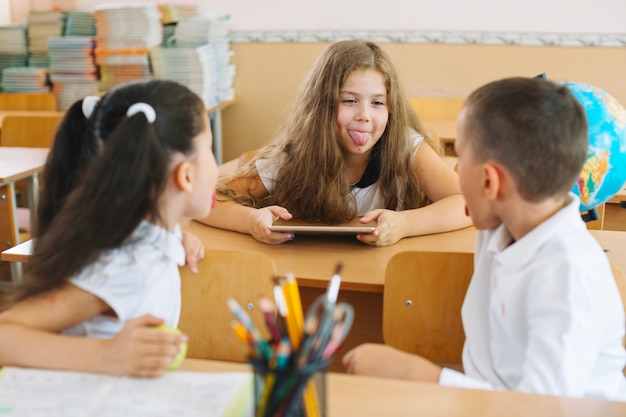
<box><xmin>178</xmin><ymin>249</ymin><xmax>277</xmax><ymax>362</ymax></box>
<box><xmin>408</xmin><ymin>97</ymin><xmax>465</xmax><ymax>120</ymax></box>
<box><xmin>383</xmin><ymin>251</ymin><xmax>474</xmax><ymax>365</ymax></box>
<box><xmin>0</xmin><ymin>93</ymin><xmax>57</xmax><ymax>111</ymax></box>
<box><xmin>0</xmin><ymin>115</ymin><xmax>63</xmax><ymax>148</ymax></box>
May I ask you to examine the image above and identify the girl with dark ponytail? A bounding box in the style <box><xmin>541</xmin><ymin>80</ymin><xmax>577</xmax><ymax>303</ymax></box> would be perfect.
<box><xmin>0</xmin><ymin>80</ymin><xmax>218</xmax><ymax>378</ymax></box>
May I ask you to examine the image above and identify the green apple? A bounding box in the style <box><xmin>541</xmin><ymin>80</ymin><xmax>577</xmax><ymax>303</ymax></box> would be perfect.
<box><xmin>155</xmin><ymin>324</ymin><xmax>188</xmax><ymax>370</ymax></box>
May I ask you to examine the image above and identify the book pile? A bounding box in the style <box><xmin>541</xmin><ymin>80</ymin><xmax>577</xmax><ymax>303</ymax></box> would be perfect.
<box><xmin>165</xmin><ymin>14</ymin><xmax>236</xmax><ymax>104</ymax></box>
<box><xmin>1</xmin><ymin>67</ymin><xmax>50</xmax><ymax>93</ymax></box>
<box><xmin>48</xmin><ymin>36</ymin><xmax>98</xmax><ymax>110</ymax></box>
<box><xmin>150</xmin><ymin>43</ymin><xmax>220</xmax><ymax>107</ymax></box>
<box><xmin>64</xmin><ymin>10</ymin><xmax>96</xmax><ymax>36</ymax></box>
<box><xmin>158</xmin><ymin>4</ymin><xmax>197</xmax><ymax>46</ymax></box>
<box><xmin>0</xmin><ymin>24</ymin><xmax>28</xmax><ymax>91</ymax></box>
<box><xmin>27</xmin><ymin>10</ymin><xmax>68</xmax><ymax>67</ymax></box>
<box><xmin>93</xmin><ymin>4</ymin><xmax>161</xmax><ymax>90</ymax></box>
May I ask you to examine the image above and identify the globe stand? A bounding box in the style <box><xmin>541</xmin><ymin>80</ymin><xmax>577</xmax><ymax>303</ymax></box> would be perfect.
<box><xmin>580</xmin><ymin>207</ymin><xmax>600</xmax><ymax>223</ymax></box>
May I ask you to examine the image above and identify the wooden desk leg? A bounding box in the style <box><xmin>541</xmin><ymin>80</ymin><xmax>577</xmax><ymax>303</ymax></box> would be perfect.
<box><xmin>0</xmin><ymin>183</ymin><xmax>18</xmax><ymax>287</ymax></box>
<box><xmin>209</xmin><ymin>110</ymin><xmax>223</xmax><ymax>165</ymax></box>
<box><xmin>25</xmin><ymin>173</ymin><xmax>39</xmax><ymax>234</ymax></box>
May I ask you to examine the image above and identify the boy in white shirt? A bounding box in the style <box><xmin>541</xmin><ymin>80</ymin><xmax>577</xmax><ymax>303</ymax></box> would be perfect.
<box><xmin>342</xmin><ymin>77</ymin><xmax>626</xmax><ymax>401</ymax></box>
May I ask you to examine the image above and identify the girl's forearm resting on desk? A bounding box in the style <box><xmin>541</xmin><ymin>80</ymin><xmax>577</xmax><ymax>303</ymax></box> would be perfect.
<box><xmin>198</xmin><ymin>198</ymin><xmax>258</xmax><ymax>234</ymax></box>
<box><xmin>0</xmin><ymin>315</ymin><xmax>185</xmax><ymax>377</ymax></box>
<box><xmin>402</xmin><ymin>194</ymin><xmax>472</xmax><ymax>236</ymax></box>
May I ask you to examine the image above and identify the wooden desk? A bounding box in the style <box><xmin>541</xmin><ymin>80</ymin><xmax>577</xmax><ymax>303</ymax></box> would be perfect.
<box><xmin>206</xmin><ymin>98</ymin><xmax>237</xmax><ymax>165</ymax></box>
<box><xmin>183</xmin><ymin>220</ymin><xmax>626</xmax><ymax>371</ymax></box>
<box><xmin>181</xmin><ymin>358</ymin><xmax>626</xmax><ymax>417</ymax></box>
<box><xmin>0</xmin><ymin>147</ymin><xmax>48</xmax><ymax>289</ymax></box>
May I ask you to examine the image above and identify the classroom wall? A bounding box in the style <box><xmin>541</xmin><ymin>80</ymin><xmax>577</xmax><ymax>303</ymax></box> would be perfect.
<box><xmin>10</xmin><ymin>1</ymin><xmax>626</xmax><ymax>161</ymax></box>
<box><xmin>221</xmin><ymin>42</ymin><xmax>626</xmax><ymax>161</ymax></box>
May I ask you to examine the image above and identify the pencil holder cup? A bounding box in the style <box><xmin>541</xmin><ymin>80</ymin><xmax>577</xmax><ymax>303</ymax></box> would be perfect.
<box><xmin>250</xmin><ymin>359</ymin><xmax>328</xmax><ymax>417</ymax></box>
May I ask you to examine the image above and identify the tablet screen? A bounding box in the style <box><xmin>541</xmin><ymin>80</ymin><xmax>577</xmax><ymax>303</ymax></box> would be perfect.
<box><xmin>268</xmin><ymin>225</ymin><xmax>375</xmax><ymax>235</ymax></box>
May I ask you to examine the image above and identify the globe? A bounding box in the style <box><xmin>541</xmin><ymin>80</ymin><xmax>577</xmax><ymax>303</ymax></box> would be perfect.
<box><xmin>565</xmin><ymin>81</ymin><xmax>626</xmax><ymax>212</ymax></box>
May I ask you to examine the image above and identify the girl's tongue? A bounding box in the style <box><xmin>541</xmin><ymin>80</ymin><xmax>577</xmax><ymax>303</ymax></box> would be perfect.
<box><xmin>349</xmin><ymin>130</ymin><xmax>369</xmax><ymax>146</ymax></box>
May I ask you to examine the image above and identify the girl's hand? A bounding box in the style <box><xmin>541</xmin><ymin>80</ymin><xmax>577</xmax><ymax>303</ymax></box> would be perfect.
<box><xmin>99</xmin><ymin>315</ymin><xmax>187</xmax><ymax>378</ymax></box>
<box><xmin>248</xmin><ymin>205</ymin><xmax>293</xmax><ymax>244</ymax></box>
<box><xmin>181</xmin><ymin>231</ymin><xmax>205</xmax><ymax>274</ymax></box>
<box><xmin>342</xmin><ymin>343</ymin><xmax>442</xmax><ymax>382</ymax></box>
<box><xmin>357</xmin><ymin>209</ymin><xmax>407</xmax><ymax>247</ymax></box>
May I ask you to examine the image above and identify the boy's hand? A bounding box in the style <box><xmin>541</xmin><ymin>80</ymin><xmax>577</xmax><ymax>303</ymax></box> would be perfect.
<box><xmin>98</xmin><ymin>314</ymin><xmax>187</xmax><ymax>378</ymax></box>
<box><xmin>342</xmin><ymin>343</ymin><xmax>442</xmax><ymax>382</ymax></box>
<box><xmin>181</xmin><ymin>231</ymin><xmax>205</xmax><ymax>274</ymax></box>
<box><xmin>357</xmin><ymin>210</ymin><xmax>406</xmax><ymax>247</ymax></box>
<box><xmin>248</xmin><ymin>206</ymin><xmax>293</xmax><ymax>244</ymax></box>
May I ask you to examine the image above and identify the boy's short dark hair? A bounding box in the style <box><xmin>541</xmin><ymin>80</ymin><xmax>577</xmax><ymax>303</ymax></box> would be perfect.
<box><xmin>463</xmin><ymin>77</ymin><xmax>588</xmax><ymax>202</ymax></box>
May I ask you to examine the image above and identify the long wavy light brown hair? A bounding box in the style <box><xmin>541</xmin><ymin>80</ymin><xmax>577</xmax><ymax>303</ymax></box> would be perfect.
<box><xmin>219</xmin><ymin>40</ymin><xmax>440</xmax><ymax>223</ymax></box>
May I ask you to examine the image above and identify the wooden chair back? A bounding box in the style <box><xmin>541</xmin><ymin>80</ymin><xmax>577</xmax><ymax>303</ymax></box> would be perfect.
<box><xmin>0</xmin><ymin>93</ymin><xmax>57</xmax><ymax>111</ymax></box>
<box><xmin>0</xmin><ymin>115</ymin><xmax>63</xmax><ymax>148</ymax></box>
<box><xmin>178</xmin><ymin>249</ymin><xmax>277</xmax><ymax>362</ymax></box>
<box><xmin>383</xmin><ymin>251</ymin><xmax>473</xmax><ymax>365</ymax></box>
<box><xmin>408</xmin><ymin>97</ymin><xmax>464</xmax><ymax>120</ymax></box>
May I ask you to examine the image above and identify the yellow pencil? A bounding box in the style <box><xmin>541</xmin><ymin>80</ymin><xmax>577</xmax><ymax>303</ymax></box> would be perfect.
<box><xmin>282</xmin><ymin>271</ymin><xmax>304</xmax><ymax>349</ymax></box>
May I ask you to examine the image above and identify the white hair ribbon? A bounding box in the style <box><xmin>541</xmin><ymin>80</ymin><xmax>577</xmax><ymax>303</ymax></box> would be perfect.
<box><xmin>126</xmin><ymin>102</ymin><xmax>156</xmax><ymax>123</ymax></box>
<box><xmin>81</xmin><ymin>95</ymin><xmax>101</xmax><ymax>118</ymax></box>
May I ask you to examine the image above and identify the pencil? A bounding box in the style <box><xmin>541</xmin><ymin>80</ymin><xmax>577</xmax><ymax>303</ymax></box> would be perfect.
<box><xmin>282</xmin><ymin>271</ymin><xmax>304</xmax><ymax>349</ymax></box>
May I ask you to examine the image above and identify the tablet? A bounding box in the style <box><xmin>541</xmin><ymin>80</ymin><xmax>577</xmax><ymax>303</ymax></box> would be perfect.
<box><xmin>268</xmin><ymin>225</ymin><xmax>376</xmax><ymax>235</ymax></box>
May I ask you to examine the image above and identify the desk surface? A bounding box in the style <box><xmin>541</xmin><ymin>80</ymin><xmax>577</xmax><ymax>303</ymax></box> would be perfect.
<box><xmin>0</xmin><ymin>147</ymin><xmax>49</xmax><ymax>183</ymax></box>
<box><xmin>184</xmin><ymin>219</ymin><xmax>478</xmax><ymax>292</ymax></box>
<box><xmin>184</xmin><ymin>219</ymin><xmax>626</xmax><ymax>293</ymax></box>
<box><xmin>181</xmin><ymin>358</ymin><xmax>626</xmax><ymax>417</ymax></box>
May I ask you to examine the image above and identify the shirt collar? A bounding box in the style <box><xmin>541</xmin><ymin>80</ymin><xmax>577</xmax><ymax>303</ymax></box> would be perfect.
<box><xmin>132</xmin><ymin>221</ymin><xmax>186</xmax><ymax>266</ymax></box>
<box><xmin>487</xmin><ymin>193</ymin><xmax>584</xmax><ymax>272</ymax></box>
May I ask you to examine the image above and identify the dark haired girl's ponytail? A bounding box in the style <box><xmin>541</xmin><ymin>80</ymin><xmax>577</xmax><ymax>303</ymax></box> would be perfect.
<box><xmin>19</xmin><ymin>113</ymin><xmax>168</xmax><ymax>302</ymax></box>
<box><xmin>35</xmin><ymin>98</ymin><xmax>101</xmax><ymax>237</ymax></box>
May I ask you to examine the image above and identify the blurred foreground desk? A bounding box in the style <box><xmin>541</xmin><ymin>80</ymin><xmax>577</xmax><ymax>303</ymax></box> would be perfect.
<box><xmin>182</xmin><ymin>358</ymin><xmax>626</xmax><ymax>417</ymax></box>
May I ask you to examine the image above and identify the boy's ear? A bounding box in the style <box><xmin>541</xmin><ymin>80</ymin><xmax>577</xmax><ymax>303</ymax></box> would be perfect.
<box><xmin>173</xmin><ymin>161</ymin><xmax>193</xmax><ymax>192</ymax></box>
<box><xmin>482</xmin><ymin>162</ymin><xmax>502</xmax><ymax>201</ymax></box>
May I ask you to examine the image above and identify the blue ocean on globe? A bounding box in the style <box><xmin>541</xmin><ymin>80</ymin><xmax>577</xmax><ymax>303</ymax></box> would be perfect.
<box><xmin>565</xmin><ymin>81</ymin><xmax>626</xmax><ymax>212</ymax></box>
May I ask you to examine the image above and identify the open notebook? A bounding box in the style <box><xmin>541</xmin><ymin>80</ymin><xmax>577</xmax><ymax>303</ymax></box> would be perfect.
<box><xmin>0</xmin><ymin>367</ymin><xmax>252</xmax><ymax>417</ymax></box>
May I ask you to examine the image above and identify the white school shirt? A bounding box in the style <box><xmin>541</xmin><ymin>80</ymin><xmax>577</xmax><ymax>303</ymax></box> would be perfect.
<box><xmin>63</xmin><ymin>221</ymin><xmax>186</xmax><ymax>339</ymax></box>
<box><xmin>439</xmin><ymin>194</ymin><xmax>626</xmax><ymax>401</ymax></box>
<box><xmin>256</xmin><ymin>131</ymin><xmax>424</xmax><ymax>215</ymax></box>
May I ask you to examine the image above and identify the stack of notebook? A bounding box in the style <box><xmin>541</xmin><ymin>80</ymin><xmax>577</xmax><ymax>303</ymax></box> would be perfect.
<box><xmin>0</xmin><ymin>24</ymin><xmax>28</xmax><ymax>91</ymax></box>
<box><xmin>64</xmin><ymin>10</ymin><xmax>96</xmax><ymax>37</ymax></box>
<box><xmin>1</xmin><ymin>67</ymin><xmax>50</xmax><ymax>93</ymax></box>
<box><xmin>150</xmin><ymin>43</ymin><xmax>220</xmax><ymax>107</ymax></box>
<box><xmin>48</xmin><ymin>36</ymin><xmax>98</xmax><ymax>110</ymax></box>
<box><xmin>159</xmin><ymin>4</ymin><xmax>198</xmax><ymax>47</ymax></box>
<box><xmin>26</xmin><ymin>10</ymin><xmax>68</xmax><ymax>67</ymax></box>
<box><xmin>93</xmin><ymin>3</ymin><xmax>161</xmax><ymax>90</ymax></box>
<box><xmin>163</xmin><ymin>13</ymin><xmax>236</xmax><ymax>104</ymax></box>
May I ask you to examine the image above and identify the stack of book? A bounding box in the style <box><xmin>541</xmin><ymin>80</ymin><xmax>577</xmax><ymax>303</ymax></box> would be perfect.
<box><xmin>0</xmin><ymin>24</ymin><xmax>28</xmax><ymax>91</ymax></box>
<box><xmin>168</xmin><ymin>14</ymin><xmax>236</xmax><ymax>104</ymax></box>
<box><xmin>158</xmin><ymin>4</ymin><xmax>197</xmax><ymax>46</ymax></box>
<box><xmin>48</xmin><ymin>36</ymin><xmax>98</xmax><ymax>110</ymax></box>
<box><xmin>26</xmin><ymin>10</ymin><xmax>68</xmax><ymax>67</ymax></box>
<box><xmin>93</xmin><ymin>3</ymin><xmax>161</xmax><ymax>90</ymax></box>
<box><xmin>150</xmin><ymin>43</ymin><xmax>220</xmax><ymax>107</ymax></box>
<box><xmin>1</xmin><ymin>67</ymin><xmax>50</xmax><ymax>92</ymax></box>
<box><xmin>64</xmin><ymin>10</ymin><xmax>96</xmax><ymax>37</ymax></box>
